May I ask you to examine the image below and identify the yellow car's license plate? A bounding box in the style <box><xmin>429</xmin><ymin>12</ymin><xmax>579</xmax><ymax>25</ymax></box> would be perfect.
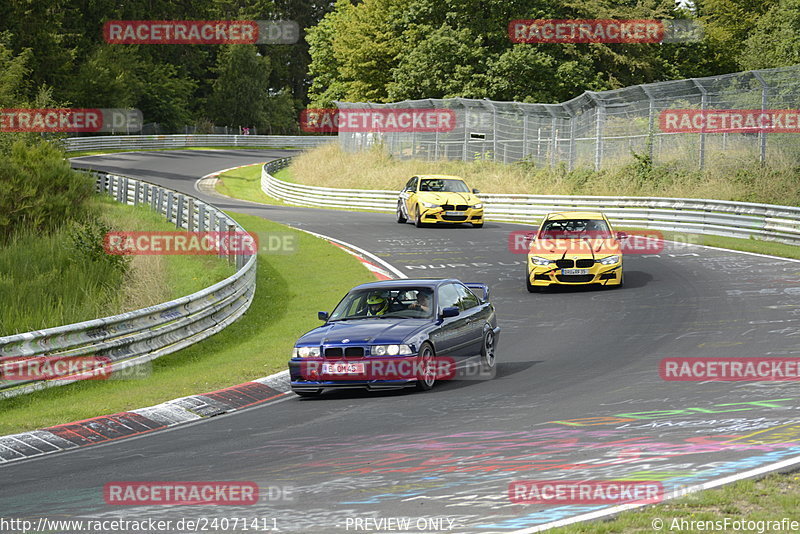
<box><xmin>322</xmin><ymin>362</ymin><xmax>365</xmax><ymax>374</ymax></box>
<box><xmin>446</xmin><ymin>211</ymin><xmax>466</xmax><ymax>216</ymax></box>
<box><xmin>562</xmin><ymin>268</ymin><xmax>589</xmax><ymax>275</ymax></box>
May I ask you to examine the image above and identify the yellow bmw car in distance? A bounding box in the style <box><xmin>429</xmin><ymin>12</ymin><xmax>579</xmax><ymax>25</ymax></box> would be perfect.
<box><xmin>397</xmin><ymin>175</ymin><xmax>484</xmax><ymax>228</ymax></box>
<box><xmin>526</xmin><ymin>211</ymin><xmax>627</xmax><ymax>292</ymax></box>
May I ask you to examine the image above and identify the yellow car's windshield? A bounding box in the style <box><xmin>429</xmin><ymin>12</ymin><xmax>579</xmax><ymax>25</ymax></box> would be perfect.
<box><xmin>419</xmin><ymin>179</ymin><xmax>470</xmax><ymax>193</ymax></box>
<box><xmin>540</xmin><ymin>219</ymin><xmax>613</xmax><ymax>239</ymax></box>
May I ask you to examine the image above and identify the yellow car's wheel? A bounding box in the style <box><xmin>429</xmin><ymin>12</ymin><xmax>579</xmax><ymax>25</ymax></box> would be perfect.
<box><xmin>396</xmin><ymin>202</ymin><xmax>407</xmax><ymax>223</ymax></box>
<box><xmin>415</xmin><ymin>205</ymin><xmax>425</xmax><ymax>228</ymax></box>
<box><xmin>525</xmin><ymin>269</ymin><xmax>539</xmax><ymax>293</ymax></box>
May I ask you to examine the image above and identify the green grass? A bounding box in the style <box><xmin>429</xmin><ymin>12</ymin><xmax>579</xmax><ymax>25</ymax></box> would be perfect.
<box><xmin>214</xmin><ymin>164</ymin><xmax>287</xmax><ymax>206</ymax></box>
<box><xmin>0</xmin><ymin>213</ymin><xmax>373</xmax><ymax>435</ymax></box>
<box><xmin>0</xmin><ymin>196</ymin><xmax>234</xmax><ymax>336</ymax></box>
<box><xmin>547</xmin><ymin>473</ymin><xmax>800</xmax><ymax>533</ymax></box>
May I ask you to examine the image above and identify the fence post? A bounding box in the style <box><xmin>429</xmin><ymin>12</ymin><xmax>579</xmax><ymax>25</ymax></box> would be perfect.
<box><xmin>567</xmin><ymin>109</ymin><xmax>576</xmax><ymax>172</ymax></box>
<box><xmin>586</xmin><ymin>93</ymin><xmax>604</xmax><ymax>171</ymax></box>
<box><xmin>691</xmin><ymin>79</ymin><xmax>707</xmax><ymax>169</ymax></box>
<box><xmin>547</xmin><ymin>108</ymin><xmax>558</xmax><ymax>168</ymax></box>
<box><xmin>522</xmin><ymin>109</ymin><xmax>529</xmax><ymax>160</ymax></box>
<box><xmin>642</xmin><ymin>85</ymin><xmax>656</xmax><ymax>163</ymax></box>
<box><xmin>753</xmin><ymin>71</ymin><xmax>769</xmax><ymax>164</ymax></box>
<box><xmin>462</xmin><ymin>102</ymin><xmax>470</xmax><ymax>162</ymax></box>
<box><xmin>133</xmin><ymin>181</ymin><xmax>140</xmax><ymax>206</ymax></box>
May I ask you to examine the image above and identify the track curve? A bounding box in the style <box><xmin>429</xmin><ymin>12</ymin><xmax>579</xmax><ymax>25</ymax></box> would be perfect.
<box><xmin>1</xmin><ymin>150</ymin><xmax>799</xmax><ymax>533</ymax></box>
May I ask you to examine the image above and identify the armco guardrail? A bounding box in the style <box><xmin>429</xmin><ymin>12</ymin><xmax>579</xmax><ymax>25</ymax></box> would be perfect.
<box><xmin>262</xmin><ymin>159</ymin><xmax>800</xmax><ymax>244</ymax></box>
<box><xmin>0</xmin><ymin>171</ymin><xmax>257</xmax><ymax>398</ymax></box>
<box><xmin>61</xmin><ymin>134</ymin><xmax>334</xmax><ymax>153</ymax></box>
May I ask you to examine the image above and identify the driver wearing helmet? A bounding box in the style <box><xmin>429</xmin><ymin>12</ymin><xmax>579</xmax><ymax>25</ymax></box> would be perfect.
<box><xmin>365</xmin><ymin>294</ymin><xmax>389</xmax><ymax>316</ymax></box>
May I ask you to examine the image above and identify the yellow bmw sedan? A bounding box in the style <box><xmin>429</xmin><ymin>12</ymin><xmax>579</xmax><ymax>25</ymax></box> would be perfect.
<box><xmin>397</xmin><ymin>175</ymin><xmax>484</xmax><ymax>228</ymax></box>
<box><xmin>526</xmin><ymin>211</ymin><xmax>627</xmax><ymax>292</ymax></box>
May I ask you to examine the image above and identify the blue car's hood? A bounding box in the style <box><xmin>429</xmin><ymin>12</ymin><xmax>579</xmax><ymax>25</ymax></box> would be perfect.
<box><xmin>298</xmin><ymin>319</ymin><xmax>428</xmax><ymax>346</ymax></box>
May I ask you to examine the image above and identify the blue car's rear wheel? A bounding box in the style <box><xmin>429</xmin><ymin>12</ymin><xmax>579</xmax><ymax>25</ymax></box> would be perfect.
<box><xmin>415</xmin><ymin>342</ymin><xmax>436</xmax><ymax>391</ymax></box>
<box><xmin>481</xmin><ymin>329</ymin><xmax>496</xmax><ymax>372</ymax></box>
<box><xmin>294</xmin><ymin>390</ymin><xmax>322</xmax><ymax>398</ymax></box>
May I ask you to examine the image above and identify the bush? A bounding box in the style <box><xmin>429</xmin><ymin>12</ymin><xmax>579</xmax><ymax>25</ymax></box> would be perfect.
<box><xmin>0</xmin><ymin>140</ymin><xmax>94</xmax><ymax>243</ymax></box>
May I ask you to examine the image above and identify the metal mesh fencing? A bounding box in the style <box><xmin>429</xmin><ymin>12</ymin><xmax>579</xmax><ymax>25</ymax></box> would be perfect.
<box><xmin>335</xmin><ymin>65</ymin><xmax>800</xmax><ymax>170</ymax></box>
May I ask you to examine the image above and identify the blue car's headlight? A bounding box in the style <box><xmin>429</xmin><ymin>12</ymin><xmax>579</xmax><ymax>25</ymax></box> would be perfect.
<box><xmin>599</xmin><ymin>255</ymin><xmax>620</xmax><ymax>265</ymax></box>
<box><xmin>530</xmin><ymin>256</ymin><xmax>552</xmax><ymax>266</ymax></box>
<box><xmin>293</xmin><ymin>346</ymin><xmax>321</xmax><ymax>358</ymax></box>
<box><xmin>420</xmin><ymin>202</ymin><xmax>439</xmax><ymax>208</ymax></box>
<box><xmin>372</xmin><ymin>344</ymin><xmax>413</xmax><ymax>356</ymax></box>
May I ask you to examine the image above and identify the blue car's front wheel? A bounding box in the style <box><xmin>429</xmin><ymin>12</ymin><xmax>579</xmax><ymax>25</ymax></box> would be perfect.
<box><xmin>415</xmin><ymin>342</ymin><xmax>436</xmax><ymax>391</ymax></box>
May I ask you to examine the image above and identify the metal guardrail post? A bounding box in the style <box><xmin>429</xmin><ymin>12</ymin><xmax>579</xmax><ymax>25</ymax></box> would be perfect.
<box><xmin>187</xmin><ymin>199</ymin><xmax>195</xmax><ymax>232</ymax></box>
<box><xmin>176</xmin><ymin>195</ymin><xmax>185</xmax><ymax>229</ymax></box>
<box><xmin>227</xmin><ymin>224</ymin><xmax>236</xmax><ymax>265</ymax></box>
<box><xmin>198</xmin><ymin>203</ymin><xmax>206</xmax><ymax>232</ymax></box>
<box><xmin>166</xmin><ymin>191</ymin><xmax>174</xmax><ymax>224</ymax></box>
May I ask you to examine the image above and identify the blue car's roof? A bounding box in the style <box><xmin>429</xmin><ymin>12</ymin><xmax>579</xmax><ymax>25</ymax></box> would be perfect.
<box><xmin>350</xmin><ymin>279</ymin><xmax>462</xmax><ymax>291</ymax></box>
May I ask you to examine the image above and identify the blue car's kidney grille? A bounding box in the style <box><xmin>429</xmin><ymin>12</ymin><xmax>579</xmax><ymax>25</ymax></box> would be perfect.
<box><xmin>324</xmin><ymin>347</ymin><xmax>364</xmax><ymax>358</ymax></box>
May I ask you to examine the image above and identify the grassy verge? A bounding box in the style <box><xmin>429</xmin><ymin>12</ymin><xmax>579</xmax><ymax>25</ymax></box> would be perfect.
<box><xmin>214</xmin><ymin>163</ymin><xmax>287</xmax><ymax>206</ymax></box>
<box><xmin>288</xmin><ymin>143</ymin><xmax>800</xmax><ymax>206</ymax></box>
<box><xmin>0</xmin><ymin>196</ymin><xmax>234</xmax><ymax>335</ymax></box>
<box><xmin>548</xmin><ymin>473</ymin><xmax>800</xmax><ymax>533</ymax></box>
<box><xmin>0</xmin><ymin>213</ymin><xmax>373</xmax><ymax>435</ymax></box>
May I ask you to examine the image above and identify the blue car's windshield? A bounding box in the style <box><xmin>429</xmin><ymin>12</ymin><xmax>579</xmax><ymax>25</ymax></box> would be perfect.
<box><xmin>329</xmin><ymin>287</ymin><xmax>434</xmax><ymax>320</ymax></box>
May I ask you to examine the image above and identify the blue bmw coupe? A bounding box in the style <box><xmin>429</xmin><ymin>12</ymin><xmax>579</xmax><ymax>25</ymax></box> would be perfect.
<box><xmin>288</xmin><ymin>279</ymin><xmax>500</xmax><ymax>397</ymax></box>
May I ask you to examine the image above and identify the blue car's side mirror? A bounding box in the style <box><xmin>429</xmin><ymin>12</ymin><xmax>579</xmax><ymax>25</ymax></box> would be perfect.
<box><xmin>441</xmin><ymin>306</ymin><xmax>460</xmax><ymax>318</ymax></box>
<box><xmin>318</xmin><ymin>311</ymin><xmax>329</xmax><ymax>321</ymax></box>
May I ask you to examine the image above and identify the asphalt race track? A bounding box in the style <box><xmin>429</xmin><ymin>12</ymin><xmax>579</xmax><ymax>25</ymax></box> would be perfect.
<box><xmin>2</xmin><ymin>149</ymin><xmax>799</xmax><ymax>533</ymax></box>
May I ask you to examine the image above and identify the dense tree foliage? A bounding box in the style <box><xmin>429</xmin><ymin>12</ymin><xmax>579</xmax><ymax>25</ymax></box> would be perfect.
<box><xmin>0</xmin><ymin>0</ymin><xmax>335</xmax><ymax>133</ymax></box>
<box><xmin>306</xmin><ymin>0</ymin><xmax>800</xmax><ymax>107</ymax></box>
<box><xmin>0</xmin><ymin>0</ymin><xmax>798</xmax><ymax>128</ymax></box>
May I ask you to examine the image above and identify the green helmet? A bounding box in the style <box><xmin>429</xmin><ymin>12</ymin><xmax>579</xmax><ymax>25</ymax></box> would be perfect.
<box><xmin>366</xmin><ymin>294</ymin><xmax>388</xmax><ymax>315</ymax></box>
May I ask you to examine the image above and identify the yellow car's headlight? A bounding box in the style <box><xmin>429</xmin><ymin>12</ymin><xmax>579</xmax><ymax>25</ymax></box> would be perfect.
<box><xmin>472</xmin><ymin>203</ymin><xmax>483</xmax><ymax>209</ymax></box>
<box><xmin>530</xmin><ymin>256</ymin><xmax>552</xmax><ymax>266</ymax></box>
<box><xmin>598</xmin><ymin>255</ymin><xmax>620</xmax><ymax>265</ymax></box>
<box><xmin>420</xmin><ymin>201</ymin><xmax>439</xmax><ymax>208</ymax></box>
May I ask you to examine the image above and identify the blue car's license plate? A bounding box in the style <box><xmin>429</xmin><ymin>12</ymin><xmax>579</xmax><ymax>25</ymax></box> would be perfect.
<box><xmin>322</xmin><ymin>362</ymin><xmax>365</xmax><ymax>374</ymax></box>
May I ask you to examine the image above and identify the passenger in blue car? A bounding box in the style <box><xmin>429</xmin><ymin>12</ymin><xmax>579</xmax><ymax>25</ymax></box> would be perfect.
<box><xmin>408</xmin><ymin>291</ymin><xmax>431</xmax><ymax>314</ymax></box>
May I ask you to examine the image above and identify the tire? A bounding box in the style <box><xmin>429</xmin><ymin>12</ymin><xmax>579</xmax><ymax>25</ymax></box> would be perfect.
<box><xmin>415</xmin><ymin>342</ymin><xmax>436</xmax><ymax>391</ymax></box>
<box><xmin>396</xmin><ymin>202</ymin><xmax>407</xmax><ymax>223</ymax></box>
<box><xmin>472</xmin><ymin>222</ymin><xmax>483</xmax><ymax>228</ymax></box>
<box><xmin>294</xmin><ymin>390</ymin><xmax>322</xmax><ymax>398</ymax></box>
<box><xmin>480</xmin><ymin>328</ymin><xmax>497</xmax><ymax>373</ymax></box>
<box><xmin>414</xmin><ymin>205</ymin><xmax>425</xmax><ymax>228</ymax></box>
<box><xmin>617</xmin><ymin>270</ymin><xmax>624</xmax><ymax>288</ymax></box>
<box><xmin>526</xmin><ymin>270</ymin><xmax>539</xmax><ymax>293</ymax></box>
